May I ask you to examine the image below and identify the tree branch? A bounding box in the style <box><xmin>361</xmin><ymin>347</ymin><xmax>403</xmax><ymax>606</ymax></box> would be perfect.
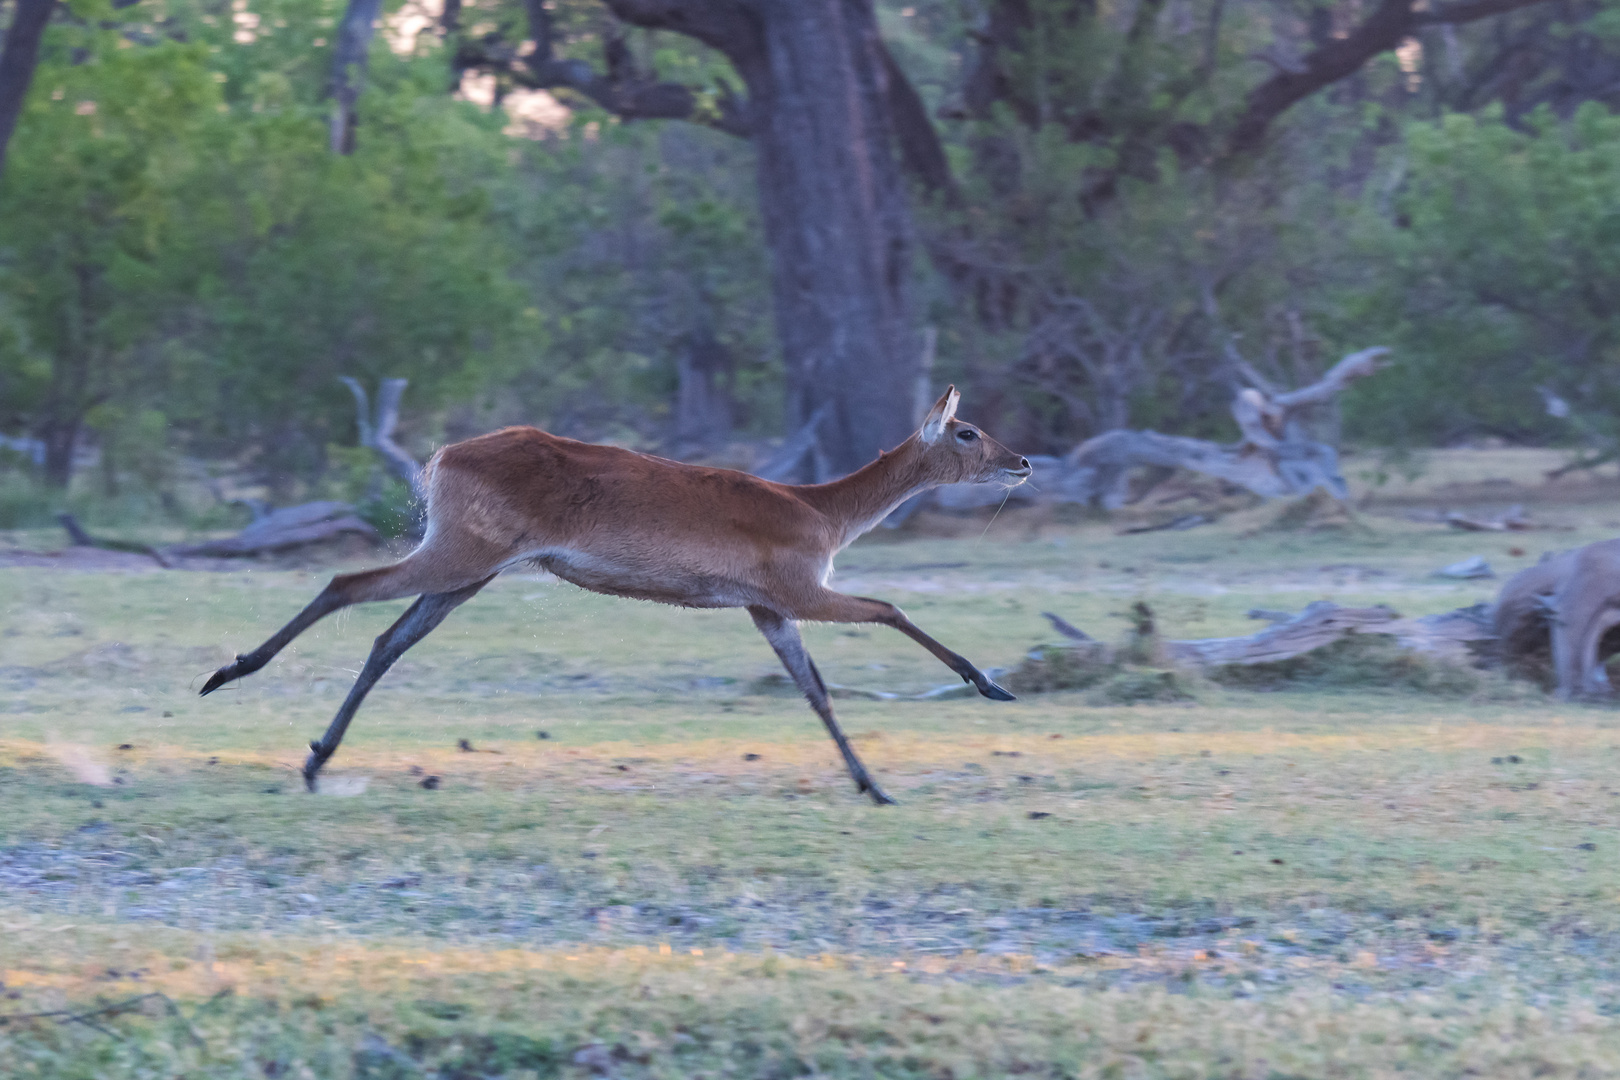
<box><xmin>446</xmin><ymin>0</ymin><xmax>753</xmax><ymax>135</ymax></box>
<box><xmin>599</xmin><ymin>0</ymin><xmax>758</xmax><ymax>57</ymax></box>
<box><xmin>1225</xmin><ymin>0</ymin><xmax>1556</xmax><ymax>156</ymax></box>
<box><xmin>1270</xmin><ymin>347</ymin><xmax>1393</xmax><ymax>411</ymax></box>
<box><xmin>1418</xmin><ymin>0</ymin><xmax>1554</xmax><ymax>25</ymax></box>
<box><xmin>340</xmin><ymin>376</ymin><xmax>425</xmax><ymax>502</ymax></box>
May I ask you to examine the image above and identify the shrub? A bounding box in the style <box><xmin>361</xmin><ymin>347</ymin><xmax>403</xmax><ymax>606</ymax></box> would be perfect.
<box><xmin>1208</xmin><ymin>633</ymin><xmax>1482</xmax><ymax>695</ymax></box>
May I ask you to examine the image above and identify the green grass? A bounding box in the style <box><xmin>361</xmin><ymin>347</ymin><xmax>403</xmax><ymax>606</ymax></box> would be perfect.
<box><xmin>4</xmin><ymin>492</ymin><xmax>1620</xmax><ymax>1077</ymax></box>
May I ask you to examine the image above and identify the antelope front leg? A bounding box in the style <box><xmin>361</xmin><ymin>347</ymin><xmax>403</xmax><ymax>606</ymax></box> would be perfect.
<box><xmin>800</xmin><ymin>591</ymin><xmax>1015</xmax><ymax>701</ymax></box>
<box><xmin>748</xmin><ymin>606</ymin><xmax>897</xmax><ymax>806</ymax></box>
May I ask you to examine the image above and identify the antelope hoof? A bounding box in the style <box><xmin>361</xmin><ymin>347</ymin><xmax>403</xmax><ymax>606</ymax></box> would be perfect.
<box><xmin>851</xmin><ymin>769</ymin><xmax>898</xmax><ymax>806</ymax></box>
<box><xmin>302</xmin><ymin>741</ymin><xmax>328</xmax><ymax>792</ymax></box>
<box><xmin>199</xmin><ymin>657</ymin><xmax>243</xmax><ymax>696</ymax></box>
<box><xmin>978</xmin><ymin>677</ymin><xmax>1017</xmax><ymax>702</ymax></box>
<box><xmin>863</xmin><ymin>781</ymin><xmax>898</xmax><ymax>806</ymax></box>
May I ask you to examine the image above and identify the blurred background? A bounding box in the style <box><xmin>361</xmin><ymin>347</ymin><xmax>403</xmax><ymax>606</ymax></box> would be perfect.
<box><xmin>0</xmin><ymin>0</ymin><xmax>1614</xmax><ymax>538</ymax></box>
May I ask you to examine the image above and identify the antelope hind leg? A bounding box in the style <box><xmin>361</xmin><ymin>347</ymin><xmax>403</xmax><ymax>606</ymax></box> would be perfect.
<box><xmin>748</xmin><ymin>606</ymin><xmax>897</xmax><ymax>806</ymax></box>
<box><xmin>303</xmin><ymin>576</ymin><xmax>493</xmax><ymax>790</ymax></box>
<box><xmin>200</xmin><ymin>558</ymin><xmax>458</xmax><ymax>696</ymax></box>
<box><xmin>199</xmin><ymin>582</ymin><xmax>352</xmax><ymax>695</ymax></box>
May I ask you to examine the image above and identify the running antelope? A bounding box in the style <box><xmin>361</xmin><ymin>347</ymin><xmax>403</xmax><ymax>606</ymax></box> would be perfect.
<box><xmin>199</xmin><ymin>387</ymin><xmax>1031</xmax><ymax>803</ymax></box>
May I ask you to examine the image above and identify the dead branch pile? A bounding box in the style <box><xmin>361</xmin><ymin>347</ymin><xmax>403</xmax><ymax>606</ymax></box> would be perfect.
<box><xmin>59</xmin><ymin>503</ymin><xmax>379</xmax><ymax>564</ymax></box>
<box><xmin>1039</xmin><ymin>599</ymin><xmax>1496</xmax><ymax>674</ymax></box>
<box><xmin>912</xmin><ymin>347</ymin><xmax>1391</xmax><ymax>516</ymax></box>
<box><xmin>165</xmin><ymin>501</ymin><xmax>378</xmax><ymax>557</ymax></box>
<box><xmin>1023</xmin><ymin>540</ymin><xmax>1620</xmax><ymax>698</ymax></box>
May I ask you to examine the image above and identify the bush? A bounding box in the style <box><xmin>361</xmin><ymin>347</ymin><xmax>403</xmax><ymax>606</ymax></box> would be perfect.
<box><xmin>1087</xmin><ymin>668</ymin><xmax>1199</xmax><ymax>705</ymax></box>
<box><xmin>1005</xmin><ymin>645</ymin><xmax>1201</xmax><ymax>705</ymax></box>
<box><xmin>1209</xmin><ymin>634</ymin><xmax>1482</xmax><ymax>695</ymax></box>
<box><xmin>1005</xmin><ymin>644</ymin><xmax>1114</xmax><ymax>694</ymax></box>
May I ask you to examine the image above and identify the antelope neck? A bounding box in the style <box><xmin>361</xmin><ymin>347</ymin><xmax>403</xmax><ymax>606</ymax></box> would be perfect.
<box><xmin>798</xmin><ymin>438</ymin><xmax>943</xmax><ymax>543</ymax></box>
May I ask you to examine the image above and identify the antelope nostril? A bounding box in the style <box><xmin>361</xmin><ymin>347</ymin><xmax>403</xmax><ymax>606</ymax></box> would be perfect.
<box><xmin>1019</xmin><ymin>458</ymin><xmax>1030</xmax><ymax>470</ymax></box>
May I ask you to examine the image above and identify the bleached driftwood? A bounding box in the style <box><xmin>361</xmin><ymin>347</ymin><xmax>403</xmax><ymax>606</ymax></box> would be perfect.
<box><xmin>1494</xmin><ymin>542</ymin><xmax>1620</xmax><ymax>700</ymax></box>
<box><xmin>1040</xmin><ymin>599</ymin><xmax>1495</xmax><ymax>670</ymax></box>
<box><xmin>341</xmin><ymin>376</ymin><xmax>427</xmax><ymax>502</ymax></box>
<box><xmin>166</xmin><ymin>501</ymin><xmax>378</xmax><ymax>557</ymax></box>
<box><xmin>1382</xmin><ymin>604</ymin><xmax>1497</xmax><ymax>665</ymax></box>
<box><xmin>1445</xmin><ymin>505</ymin><xmax>1538</xmax><ymax>532</ymax></box>
<box><xmin>1067</xmin><ymin>347</ymin><xmax>1391</xmax><ymax>508</ymax></box>
<box><xmin>913</xmin><ymin>347</ymin><xmax>1391</xmax><ymax>515</ymax></box>
<box><xmin>1166</xmin><ymin>601</ymin><xmax>1402</xmax><ymax>666</ymax></box>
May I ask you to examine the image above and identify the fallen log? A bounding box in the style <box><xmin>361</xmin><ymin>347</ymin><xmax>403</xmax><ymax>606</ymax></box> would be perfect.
<box><xmin>1382</xmin><ymin>603</ymin><xmax>1496</xmax><ymax>665</ymax></box>
<box><xmin>1038</xmin><ymin>599</ymin><xmax>1496</xmax><ymax>671</ymax></box>
<box><xmin>56</xmin><ymin>514</ymin><xmax>172</xmax><ymax>567</ymax></box>
<box><xmin>1444</xmin><ymin>505</ymin><xmax>1539</xmax><ymax>532</ymax></box>
<box><xmin>1120</xmin><ymin>513</ymin><xmax>1212</xmax><ymax>535</ymax></box>
<box><xmin>1495</xmin><ymin>541</ymin><xmax>1620</xmax><ymax>700</ymax></box>
<box><xmin>165</xmin><ymin>501</ymin><xmax>378</xmax><ymax>558</ymax></box>
<box><xmin>1166</xmin><ymin>601</ymin><xmax>1404</xmax><ymax>667</ymax></box>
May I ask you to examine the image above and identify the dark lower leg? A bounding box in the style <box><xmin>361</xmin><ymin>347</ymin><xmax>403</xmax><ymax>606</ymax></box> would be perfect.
<box><xmin>749</xmin><ymin>606</ymin><xmax>896</xmax><ymax>806</ymax></box>
<box><xmin>200</xmin><ymin>583</ymin><xmax>352</xmax><ymax>695</ymax></box>
<box><xmin>885</xmin><ymin>612</ymin><xmax>1015</xmax><ymax>701</ymax></box>
<box><xmin>303</xmin><ymin>577</ymin><xmax>491</xmax><ymax>789</ymax></box>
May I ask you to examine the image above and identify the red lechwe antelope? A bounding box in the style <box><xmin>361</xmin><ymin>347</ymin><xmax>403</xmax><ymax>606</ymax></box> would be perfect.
<box><xmin>200</xmin><ymin>387</ymin><xmax>1031</xmax><ymax>804</ymax></box>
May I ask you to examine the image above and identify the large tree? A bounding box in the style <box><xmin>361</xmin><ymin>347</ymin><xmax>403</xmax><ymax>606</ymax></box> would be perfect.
<box><xmin>578</xmin><ymin>1</ymin><xmax>926</xmax><ymax>477</ymax></box>
<box><xmin>418</xmin><ymin>0</ymin><xmax>948</xmax><ymax>476</ymax></box>
<box><xmin>413</xmin><ymin>0</ymin><xmax>1577</xmax><ymax>470</ymax></box>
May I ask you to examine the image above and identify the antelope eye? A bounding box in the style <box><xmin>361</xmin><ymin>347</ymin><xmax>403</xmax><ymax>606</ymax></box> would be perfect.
<box><xmin>956</xmin><ymin>428</ymin><xmax>980</xmax><ymax>443</ymax></box>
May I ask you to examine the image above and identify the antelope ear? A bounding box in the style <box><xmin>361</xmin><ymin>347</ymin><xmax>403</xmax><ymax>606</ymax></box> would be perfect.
<box><xmin>919</xmin><ymin>386</ymin><xmax>960</xmax><ymax>445</ymax></box>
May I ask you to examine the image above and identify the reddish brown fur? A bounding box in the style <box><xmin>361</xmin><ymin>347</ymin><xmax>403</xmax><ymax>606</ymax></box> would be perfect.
<box><xmin>200</xmin><ymin>387</ymin><xmax>1030</xmax><ymax>803</ymax></box>
<box><xmin>347</xmin><ymin>412</ymin><xmax>1018</xmax><ymax>606</ymax></box>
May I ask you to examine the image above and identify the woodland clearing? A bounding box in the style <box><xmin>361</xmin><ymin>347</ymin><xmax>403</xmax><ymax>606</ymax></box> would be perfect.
<box><xmin>3</xmin><ymin>450</ymin><xmax>1620</xmax><ymax>1077</ymax></box>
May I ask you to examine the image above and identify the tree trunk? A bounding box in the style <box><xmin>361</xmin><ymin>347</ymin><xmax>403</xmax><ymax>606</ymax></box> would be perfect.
<box><xmin>38</xmin><ymin>414</ymin><xmax>79</xmax><ymax>488</ymax></box>
<box><xmin>673</xmin><ymin>317</ymin><xmax>735</xmax><ymax>450</ymax></box>
<box><xmin>0</xmin><ymin>0</ymin><xmax>56</xmax><ymax>181</ymax></box>
<box><xmin>606</xmin><ymin>0</ymin><xmax>921</xmax><ymax>479</ymax></box>
<box><xmin>329</xmin><ymin>0</ymin><xmax>382</xmax><ymax>154</ymax></box>
<box><xmin>35</xmin><ymin>263</ymin><xmax>102</xmax><ymax>489</ymax></box>
<box><xmin>744</xmin><ymin>1</ymin><xmax>919</xmax><ymax>478</ymax></box>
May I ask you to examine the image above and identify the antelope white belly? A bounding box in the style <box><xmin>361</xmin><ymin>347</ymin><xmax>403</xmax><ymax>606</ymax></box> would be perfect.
<box><xmin>515</xmin><ymin>547</ymin><xmax>758</xmax><ymax>609</ymax></box>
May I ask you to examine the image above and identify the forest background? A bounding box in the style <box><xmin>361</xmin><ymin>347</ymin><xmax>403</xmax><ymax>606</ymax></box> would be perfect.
<box><xmin>0</xmin><ymin>0</ymin><xmax>1616</xmax><ymax>532</ymax></box>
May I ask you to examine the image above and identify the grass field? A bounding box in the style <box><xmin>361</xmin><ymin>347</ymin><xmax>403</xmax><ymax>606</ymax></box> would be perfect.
<box><xmin>4</xmin><ymin>458</ymin><xmax>1620</xmax><ymax>1077</ymax></box>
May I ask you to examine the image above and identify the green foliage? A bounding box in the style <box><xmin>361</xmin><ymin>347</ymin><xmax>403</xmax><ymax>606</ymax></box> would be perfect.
<box><xmin>1</xmin><ymin>0</ymin><xmax>1611</xmax><ymax>511</ymax></box>
<box><xmin>0</xmin><ymin>3</ymin><xmax>533</xmax><ymax>496</ymax></box>
<box><xmin>0</xmin><ymin>31</ymin><xmax>222</xmax><ymax>482</ymax></box>
<box><xmin>0</xmin><ymin>0</ymin><xmax>775</xmax><ymax>504</ymax></box>
<box><xmin>916</xmin><ymin>1</ymin><xmax>1380</xmax><ymax>452</ymax></box>
<box><xmin>496</xmin><ymin>120</ymin><xmax>776</xmax><ymax>443</ymax></box>
<box><xmin>1345</xmin><ymin>104</ymin><xmax>1620</xmax><ymax>445</ymax></box>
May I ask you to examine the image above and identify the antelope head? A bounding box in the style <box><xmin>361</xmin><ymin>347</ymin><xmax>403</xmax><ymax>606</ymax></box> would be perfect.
<box><xmin>917</xmin><ymin>386</ymin><xmax>1031</xmax><ymax>486</ymax></box>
